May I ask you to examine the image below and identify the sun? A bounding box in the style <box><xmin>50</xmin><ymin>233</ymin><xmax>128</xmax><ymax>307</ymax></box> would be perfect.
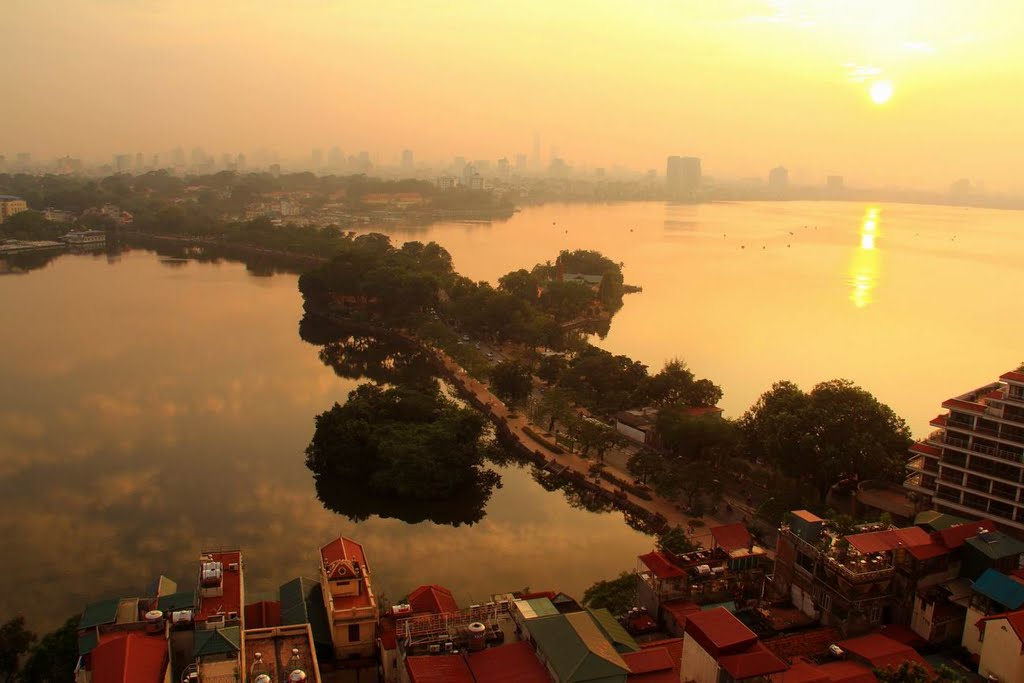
<box><xmin>869</xmin><ymin>80</ymin><xmax>894</xmax><ymax>105</ymax></box>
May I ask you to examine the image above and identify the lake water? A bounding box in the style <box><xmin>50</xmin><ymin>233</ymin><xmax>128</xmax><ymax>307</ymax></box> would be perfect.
<box><xmin>4</xmin><ymin>199</ymin><xmax>1023</xmax><ymax>631</ymax></box>
<box><xmin>372</xmin><ymin>201</ymin><xmax>1024</xmax><ymax>434</ymax></box>
<box><xmin>0</xmin><ymin>249</ymin><xmax>652</xmax><ymax>632</ymax></box>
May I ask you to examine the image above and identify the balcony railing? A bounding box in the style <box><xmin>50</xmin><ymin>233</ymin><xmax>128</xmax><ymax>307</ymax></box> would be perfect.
<box><xmin>972</xmin><ymin>442</ymin><xmax>999</xmax><ymax>456</ymax></box>
<box><xmin>945</xmin><ymin>435</ymin><xmax>969</xmax><ymax>448</ymax></box>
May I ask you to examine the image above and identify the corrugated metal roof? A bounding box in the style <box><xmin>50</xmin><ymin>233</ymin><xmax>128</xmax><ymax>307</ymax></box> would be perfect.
<box><xmin>156</xmin><ymin>591</ymin><xmax>194</xmax><ymax>614</ymax></box>
<box><xmin>80</xmin><ymin>598</ymin><xmax>122</xmax><ymax>629</ymax></box>
<box><xmin>965</xmin><ymin>531</ymin><xmax>1024</xmax><ymax>560</ymax></box>
<box><xmin>193</xmin><ymin>627</ymin><xmax>240</xmax><ymax>658</ymax></box>
<box><xmin>972</xmin><ymin>569</ymin><xmax>1024</xmax><ymax>610</ymax></box>
<box><xmin>279</xmin><ymin>577</ymin><xmax>332</xmax><ymax>648</ymax></box>
<box><xmin>526</xmin><ymin>612</ymin><xmax>629</xmax><ymax>682</ymax></box>
<box><xmin>515</xmin><ymin>597</ymin><xmax>558</xmax><ymax>619</ymax></box>
<box><xmin>588</xmin><ymin>607</ymin><xmax>640</xmax><ymax>653</ymax></box>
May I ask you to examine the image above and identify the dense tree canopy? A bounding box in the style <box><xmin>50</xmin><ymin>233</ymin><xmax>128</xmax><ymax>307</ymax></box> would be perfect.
<box><xmin>0</xmin><ymin>616</ymin><xmax>36</xmax><ymax>683</ymax></box>
<box><xmin>582</xmin><ymin>572</ymin><xmax>637</xmax><ymax>616</ymax></box>
<box><xmin>740</xmin><ymin>379</ymin><xmax>913</xmax><ymax>499</ymax></box>
<box><xmin>15</xmin><ymin>616</ymin><xmax>78</xmax><ymax>683</ymax></box>
<box><xmin>305</xmin><ymin>382</ymin><xmax>496</xmax><ymax>499</ymax></box>
<box><xmin>559</xmin><ymin>346</ymin><xmax>649</xmax><ymax>414</ymax></box>
<box><xmin>489</xmin><ymin>361</ymin><xmax>534</xmax><ymax>410</ymax></box>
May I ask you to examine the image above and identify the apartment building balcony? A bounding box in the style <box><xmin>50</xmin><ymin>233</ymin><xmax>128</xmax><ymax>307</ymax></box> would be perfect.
<box><xmin>822</xmin><ymin>554</ymin><xmax>895</xmax><ymax>583</ymax></box>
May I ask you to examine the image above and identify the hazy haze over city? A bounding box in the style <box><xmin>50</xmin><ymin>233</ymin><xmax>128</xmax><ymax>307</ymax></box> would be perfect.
<box><xmin>4</xmin><ymin>0</ymin><xmax>1024</xmax><ymax>189</ymax></box>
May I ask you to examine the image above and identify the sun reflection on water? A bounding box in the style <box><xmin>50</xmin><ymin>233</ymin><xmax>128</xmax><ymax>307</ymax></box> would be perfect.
<box><xmin>849</xmin><ymin>207</ymin><xmax>881</xmax><ymax>308</ymax></box>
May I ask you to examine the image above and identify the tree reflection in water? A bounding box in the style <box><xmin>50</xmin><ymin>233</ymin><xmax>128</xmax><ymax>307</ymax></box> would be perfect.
<box><xmin>301</xmin><ymin>312</ymin><xmax>508</xmax><ymax>527</ymax></box>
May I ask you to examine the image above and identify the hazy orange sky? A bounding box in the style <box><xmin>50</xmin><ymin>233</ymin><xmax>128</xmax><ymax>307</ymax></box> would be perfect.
<box><xmin>4</xmin><ymin>0</ymin><xmax>1023</xmax><ymax>189</ymax></box>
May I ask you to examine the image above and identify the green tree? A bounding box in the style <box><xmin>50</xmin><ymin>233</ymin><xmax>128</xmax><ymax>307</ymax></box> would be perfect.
<box><xmin>0</xmin><ymin>617</ymin><xmax>35</xmax><ymax>683</ymax></box>
<box><xmin>627</xmin><ymin>448</ymin><xmax>664</xmax><ymax>485</ymax></box>
<box><xmin>740</xmin><ymin>379</ymin><xmax>912</xmax><ymax>500</ymax></box>
<box><xmin>489</xmin><ymin>361</ymin><xmax>534</xmax><ymax>411</ymax></box>
<box><xmin>536</xmin><ymin>387</ymin><xmax>575</xmax><ymax>433</ymax></box>
<box><xmin>657</xmin><ymin>526</ymin><xmax>696</xmax><ymax>555</ymax></box>
<box><xmin>305</xmin><ymin>383</ymin><xmax>493</xmax><ymax>499</ymax></box>
<box><xmin>569</xmin><ymin>417</ymin><xmax>620</xmax><ymax>460</ymax></box>
<box><xmin>657</xmin><ymin>411</ymin><xmax>739</xmax><ymax>463</ymax></box>
<box><xmin>18</xmin><ymin>616</ymin><xmax>78</xmax><ymax>683</ymax></box>
<box><xmin>582</xmin><ymin>572</ymin><xmax>636</xmax><ymax>616</ymax></box>
<box><xmin>537</xmin><ymin>355</ymin><xmax>568</xmax><ymax>384</ymax></box>
<box><xmin>498</xmin><ymin>269</ymin><xmax>541</xmax><ymax>302</ymax></box>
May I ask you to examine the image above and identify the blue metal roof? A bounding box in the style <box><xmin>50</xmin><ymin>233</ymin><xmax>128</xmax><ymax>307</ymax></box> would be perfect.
<box><xmin>973</xmin><ymin>569</ymin><xmax>1024</xmax><ymax>610</ymax></box>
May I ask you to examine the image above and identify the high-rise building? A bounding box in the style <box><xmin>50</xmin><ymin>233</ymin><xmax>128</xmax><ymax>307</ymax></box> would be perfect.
<box><xmin>666</xmin><ymin>156</ymin><xmax>701</xmax><ymax>199</ymax></box>
<box><xmin>327</xmin><ymin>146</ymin><xmax>343</xmax><ymax>168</ymax></box>
<box><xmin>532</xmin><ymin>132</ymin><xmax>541</xmax><ymax>169</ymax></box>
<box><xmin>905</xmin><ymin>368</ymin><xmax>1024</xmax><ymax>533</ymax></box>
<box><xmin>172</xmin><ymin>147</ymin><xmax>186</xmax><ymax>167</ymax></box>
<box><xmin>134</xmin><ymin>152</ymin><xmax>145</xmax><ymax>172</ymax></box>
<box><xmin>515</xmin><ymin>153</ymin><xmax>527</xmax><ymax>171</ymax></box>
<box><xmin>401</xmin><ymin>149</ymin><xmax>414</xmax><ymax>170</ymax></box>
<box><xmin>114</xmin><ymin>154</ymin><xmax>132</xmax><ymax>174</ymax></box>
<box><xmin>768</xmin><ymin>166</ymin><xmax>789</xmax><ymax>188</ymax></box>
<box><xmin>497</xmin><ymin>157</ymin><xmax>509</xmax><ymax>178</ymax></box>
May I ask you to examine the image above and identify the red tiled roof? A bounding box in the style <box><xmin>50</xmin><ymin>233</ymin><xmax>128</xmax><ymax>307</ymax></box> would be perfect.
<box><xmin>467</xmin><ymin>641</ymin><xmax>550</xmax><ymax>683</ymax></box>
<box><xmin>935</xmin><ymin>520</ymin><xmax>996</xmax><ymax>549</ymax></box>
<box><xmin>906</xmin><ymin>543</ymin><xmax>948</xmax><ymax>561</ymax></box>
<box><xmin>836</xmin><ymin>633</ymin><xmax>929</xmax><ymax>671</ymax></box>
<box><xmin>661</xmin><ymin>600</ymin><xmax>701</xmax><ymax>627</ymax></box>
<box><xmin>942</xmin><ymin>398</ymin><xmax>985</xmax><ymax>413</ymax></box>
<box><xmin>629</xmin><ymin>639</ymin><xmax>683</xmax><ymax>683</ymax></box>
<box><xmin>875</xmin><ymin>625</ymin><xmax>926</xmax><ymax>648</ymax></box>
<box><xmin>909</xmin><ymin>443</ymin><xmax>940</xmax><ymax>457</ymax></box>
<box><xmin>984</xmin><ymin>389</ymin><xmax>1004</xmax><ymax>400</ymax></box>
<box><xmin>196</xmin><ymin>551</ymin><xmax>243</xmax><ymax>623</ymax></box>
<box><xmin>684</xmin><ymin>607</ymin><xmax>757</xmax><ymax>657</ymax></box>
<box><xmin>91</xmin><ymin>632</ymin><xmax>168</xmax><ymax>683</ymax></box>
<box><xmin>406</xmin><ymin>655</ymin><xmax>475</xmax><ymax>683</ymax></box>
<box><xmin>719</xmin><ymin>641</ymin><xmax>788</xmax><ymax>679</ymax></box>
<box><xmin>320</xmin><ymin>536</ymin><xmax>368</xmax><ymax>571</ymax></box>
<box><xmin>763</xmin><ymin>628</ymin><xmax>841</xmax><ymax>663</ymax></box>
<box><xmin>623</xmin><ymin>647</ymin><xmax>675</xmax><ymax>674</ymax></box>
<box><xmin>639</xmin><ymin>551</ymin><xmax>686</xmax><ymax>580</ymax></box>
<box><xmin>711</xmin><ymin>523</ymin><xmax>753</xmax><ymax>553</ymax></box>
<box><xmin>978</xmin><ymin>609</ymin><xmax>1024</xmax><ymax>643</ymax></box>
<box><xmin>816</xmin><ymin>661</ymin><xmax>877</xmax><ymax>683</ymax></box>
<box><xmin>771</xmin><ymin>660</ymin><xmax>830</xmax><ymax>683</ymax></box>
<box><xmin>244</xmin><ymin>601</ymin><xmax>280</xmax><ymax>629</ymax></box>
<box><xmin>929</xmin><ymin>414</ymin><xmax>947</xmax><ymax>427</ymax></box>
<box><xmin>846</xmin><ymin>527</ymin><xmax>930</xmax><ymax>554</ymax></box>
<box><xmin>408</xmin><ymin>585</ymin><xmax>459</xmax><ymax>615</ymax></box>
<box><xmin>1000</xmin><ymin>370</ymin><xmax>1024</xmax><ymax>384</ymax></box>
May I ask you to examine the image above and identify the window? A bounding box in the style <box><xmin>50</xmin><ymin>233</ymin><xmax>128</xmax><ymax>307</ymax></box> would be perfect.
<box><xmin>348</xmin><ymin>624</ymin><xmax>360</xmax><ymax>642</ymax></box>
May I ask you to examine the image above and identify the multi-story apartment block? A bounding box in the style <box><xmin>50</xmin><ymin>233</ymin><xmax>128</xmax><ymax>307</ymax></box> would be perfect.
<box><xmin>0</xmin><ymin>195</ymin><xmax>28</xmax><ymax>223</ymax></box>
<box><xmin>905</xmin><ymin>369</ymin><xmax>1024</xmax><ymax>533</ymax></box>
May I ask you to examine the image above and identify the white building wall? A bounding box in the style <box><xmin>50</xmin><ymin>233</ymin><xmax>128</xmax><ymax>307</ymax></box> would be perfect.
<box><xmin>961</xmin><ymin>605</ymin><xmax>985</xmax><ymax>656</ymax></box>
<box><xmin>616</xmin><ymin>422</ymin><xmax>646</xmax><ymax>444</ymax></box>
<box><xmin>910</xmin><ymin>596</ymin><xmax>934</xmax><ymax>641</ymax></box>
<box><xmin>680</xmin><ymin>637</ymin><xmax>720</xmax><ymax>683</ymax></box>
<box><xmin>978</xmin><ymin>618</ymin><xmax>1024</xmax><ymax>683</ymax></box>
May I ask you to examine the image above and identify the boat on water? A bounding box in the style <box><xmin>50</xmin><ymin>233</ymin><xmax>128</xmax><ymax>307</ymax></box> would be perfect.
<box><xmin>61</xmin><ymin>229</ymin><xmax>106</xmax><ymax>247</ymax></box>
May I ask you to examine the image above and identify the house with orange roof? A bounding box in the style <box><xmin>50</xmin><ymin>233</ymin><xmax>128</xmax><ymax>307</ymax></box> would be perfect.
<box><xmin>318</xmin><ymin>536</ymin><xmax>378</xmax><ymax>663</ymax></box>
<box><xmin>681</xmin><ymin>608</ymin><xmax>788</xmax><ymax>683</ymax></box>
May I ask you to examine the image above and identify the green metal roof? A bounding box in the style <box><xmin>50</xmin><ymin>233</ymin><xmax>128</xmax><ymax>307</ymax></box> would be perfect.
<box><xmin>965</xmin><ymin>531</ymin><xmax>1024</xmax><ymax>560</ymax></box>
<box><xmin>79</xmin><ymin>598</ymin><xmax>121</xmax><ymax>629</ymax></box>
<box><xmin>914</xmin><ymin>511</ymin><xmax>970</xmax><ymax>531</ymax></box>
<box><xmin>587</xmin><ymin>608</ymin><xmax>640</xmax><ymax>653</ymax></box>
<box><xmin>519</xmin><ymin>597</ymin><xmax>559</xmax><ymax>619</ymax></box>
<box><xmin>526</xmin><ymin>613</ymin><xmax>629</xmax><ymax>683</ymax></box>
<box><xmin>194</xmin><ymin>627</ymin><xmax>241</xmax><ymax>658</ymax></box>
<box><xmin>78</xmin><ymin>630</ymin><xmax>99</xmax><ymax>656</ymax></box>
<box><xmin>156</xmin><ymin>591</ymin><xmax>195</xmax><ymax>614</ymax></box>
<box><xmin>280</xmin><ymin>577</ymin><xmax>332</xmax><ymax>649</ymax></box>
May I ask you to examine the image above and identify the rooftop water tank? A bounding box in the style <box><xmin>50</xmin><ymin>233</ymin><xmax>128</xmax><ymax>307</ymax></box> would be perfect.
<box><xmin>145</xmin><ymin>610</ymin><xmax>164</xmax><ymax>634</ymax></box>
<box><xmin>467</xmin><ymin>622</ymin><xmax>487</xmax><ymax>652</ymax></box>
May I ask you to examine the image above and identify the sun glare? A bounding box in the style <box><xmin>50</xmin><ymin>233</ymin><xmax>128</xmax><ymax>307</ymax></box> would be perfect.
<box><xmin>869</xmin><ymin>80</ymin><xmax>894</xmax><ymax>105</ymax></box>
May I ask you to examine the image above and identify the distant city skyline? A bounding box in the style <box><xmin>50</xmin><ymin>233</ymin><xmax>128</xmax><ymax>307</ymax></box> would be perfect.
<box><xmin>5</xmin><ymin>2</ymin><xmax>1024</xmax><ymax>192</ymax></box>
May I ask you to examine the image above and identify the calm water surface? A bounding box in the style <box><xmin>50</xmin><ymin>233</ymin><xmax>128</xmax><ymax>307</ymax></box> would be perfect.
<box><xmin>0</xmin><ymin>250</ymin><xmax>651</xmax><ymax>631</ymax></box>
<box><xmin>373</xmin><ymin>201</ymin><xmax>1024</xmax><ymax>433</ymax></box>
<box><xmin>4</xmin><ymin>200</ymin><xmax>1023</xmax><ymax>631</ymax></box>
